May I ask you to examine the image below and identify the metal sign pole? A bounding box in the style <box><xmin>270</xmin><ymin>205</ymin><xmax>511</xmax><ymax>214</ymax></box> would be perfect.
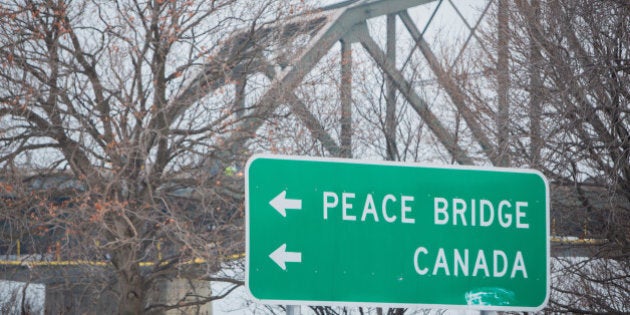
<box><xmin>286</xmin><ymin>305</ymin><xmax>300</xmax><ymax>315</ymax></box>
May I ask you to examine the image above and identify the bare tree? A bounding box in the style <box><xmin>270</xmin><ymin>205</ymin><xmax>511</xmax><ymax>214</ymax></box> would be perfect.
<box><xmin>0</xmin><ymin>0</ymin><xmax>309</xmax><ymax>313</ymax></box>
<box><xmin>454</xmin><ymin>0</ymin><xmax>629</xmax><ymax>312</ymax></box>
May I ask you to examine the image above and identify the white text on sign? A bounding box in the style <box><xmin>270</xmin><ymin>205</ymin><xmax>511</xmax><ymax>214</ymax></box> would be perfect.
<box><xmin>323</xmin><ymin>191</ymin><xmax>415</xmax><ymax>224</ymax></box>
<box><xmin>320</xmin><ymin>191</ymin><xmax>532</xmax><ymax>279</ymax></box>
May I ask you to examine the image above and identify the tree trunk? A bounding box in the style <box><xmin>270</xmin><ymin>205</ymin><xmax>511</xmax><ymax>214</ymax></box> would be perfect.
<box><xmin>118</xmin><ymin>263</ymin><xmax>145</xmax><ymax>315</ymax></box>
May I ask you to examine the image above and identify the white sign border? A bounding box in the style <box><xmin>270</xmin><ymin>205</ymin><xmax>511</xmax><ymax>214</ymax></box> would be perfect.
<box><xmin>244</xmin><ymin>153</ymin><xmax>550</xmax><ymax>312</ymax></box>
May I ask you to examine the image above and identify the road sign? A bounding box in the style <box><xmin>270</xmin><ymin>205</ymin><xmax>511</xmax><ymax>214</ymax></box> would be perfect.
<box><xmin>245</xmin><ymin>155</ymin><xmax>549</xmax><ymax>311</ymax></box>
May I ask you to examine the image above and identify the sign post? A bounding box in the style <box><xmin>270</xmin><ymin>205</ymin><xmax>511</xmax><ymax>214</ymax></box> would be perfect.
<box><xmin>246</xmin><ymin>155</ymin><xmax>549</xmax><ymax>311</ymax></box>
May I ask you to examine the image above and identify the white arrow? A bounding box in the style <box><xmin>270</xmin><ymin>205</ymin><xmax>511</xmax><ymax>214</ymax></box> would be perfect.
<box><xmin>269</xmin><ymin>243</ymin><xmax>302</xmax><ymax>270</ymax></box>
<box><xmin>269</xmin><ymin>190</ymin><xmax>302</xmax><ymax>217</ymax></box>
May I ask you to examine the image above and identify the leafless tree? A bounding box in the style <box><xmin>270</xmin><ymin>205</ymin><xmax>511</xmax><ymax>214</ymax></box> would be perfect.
<box><xmin>0</xmin><ymin>0</ymin><xmax>311</xmax><ymax>313</ymax></box>
<box><xmin>455</xmin><ymin>0</ymin><xmax>629</xmax><ymax>312</ymax></box>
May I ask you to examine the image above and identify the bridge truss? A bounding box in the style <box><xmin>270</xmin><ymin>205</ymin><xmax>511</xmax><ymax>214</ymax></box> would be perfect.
<box><xmin>176</xmin><ymin>0</ymin><xmax>501</xmax><ymax>166</ymax></box>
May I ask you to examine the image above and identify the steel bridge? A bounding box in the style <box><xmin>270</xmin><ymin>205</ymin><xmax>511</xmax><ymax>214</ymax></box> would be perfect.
<box><xmin>176</xmin><ymin>0</ymin><xmax>499</xmax><ymax>165</ymax></box>
<box><xmin>0</xmin><ymin>0</ymin><xmax>605</xmax><ymax>267</ymax></box>
<box><xmin>0</xmin><ymin>1</ymin><xmax>613</xmax><ymax>313</ymax></box>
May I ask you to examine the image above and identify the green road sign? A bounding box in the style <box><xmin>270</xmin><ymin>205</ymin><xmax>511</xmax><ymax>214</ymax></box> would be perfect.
<box><xmin>245</xmin><ymin>155</ymin><xmax>549</xmax><ymax>311</ymax></box>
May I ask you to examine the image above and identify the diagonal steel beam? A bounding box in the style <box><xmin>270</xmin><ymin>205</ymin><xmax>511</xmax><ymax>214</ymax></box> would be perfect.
<box><xmin>214</xmin><ymin>9</ymin><xmax>350</xmax><ymax>160</ymax></box>
<box><xmin>401</xmin><ymin>0</ymin><xmax>443</xmax><ymax>72</ymax></box>
<box><xmin>215</xmin><ymin>1</ymin><xmax>441</xmax><ymax>159</ymax></box>
<box><xmin>287</xmin><ymin>93</ymin><xmax>343</xmax><ymax>157</ymax></box>
<box><xmin>447</xmin><ymin>0</ymin><xmax>495</xmax><ymax>71</ymax></box>
<box><xmin>354</xmin><ymin>23</ymin><xmax>473</xmax><ymax>165</ymax></box>
<box><xmin>259</xmin><ymin>65</ymin><xmax>342</xmax><ymax>157</ymax></box>
<box><xmin>399</xmin><ymin>10</ymin><xmax>498</xmax><ymax>165</ymax></box>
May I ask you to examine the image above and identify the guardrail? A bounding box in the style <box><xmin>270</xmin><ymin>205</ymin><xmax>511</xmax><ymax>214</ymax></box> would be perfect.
<box><xmin>0</xmin><ymin>237</ymin><xmax>605</xmax><ymax>267</ymax></box>
<box><xmin>0</xmin><ymin>254</ymin><xmax>245</xmax><ymax>267</ymax></box>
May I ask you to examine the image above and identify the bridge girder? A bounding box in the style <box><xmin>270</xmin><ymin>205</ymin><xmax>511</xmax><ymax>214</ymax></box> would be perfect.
<box><xmin>176</xmin><ymin>0</ymin><xmax>498</xmax><ymax>165</ymax></box>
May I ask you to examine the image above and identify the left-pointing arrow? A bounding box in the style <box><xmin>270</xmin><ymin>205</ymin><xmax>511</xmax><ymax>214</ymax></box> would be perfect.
<box><xmin>269</xmin><ymin>243</ymin><xmax>302</xmax><ymax>271</ymax></box>
<box><xmin>269</xmin><ymin>190</ymin><xmax>302</xmax><ymax>217</ymax></box>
